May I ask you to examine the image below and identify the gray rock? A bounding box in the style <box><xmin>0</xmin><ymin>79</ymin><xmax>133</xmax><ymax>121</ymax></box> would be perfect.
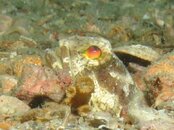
<box><xmin>0</xmin><ymin>95</ymin><xmax>30</xmax><ymax>116</ymax></box>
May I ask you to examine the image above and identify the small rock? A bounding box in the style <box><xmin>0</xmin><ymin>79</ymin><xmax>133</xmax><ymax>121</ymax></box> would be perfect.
<box><xmin>140</xmin><ymin>119</ymin><xmax>174</xmax><ymax>130</ymax></box>
<box><xmin>113</xmin><ymin>44</ymin><xmax>160</xmax><ymax>66</ymax></box>
<box><xmin>0</xmin><ymin>95</ymin><xmax>30</xmax><ymax>116</ymax></box>
<box><xmin>0</xmin><ymin>15</ymin><xmax>13</xmax><ymax>35</ymax></box>
<box><xmin>144</xmin><ymin>50</ymin><xmax>174</xmax><ymax>110</ymax></box>
<box><xmin>0</xmin><ymin>75</ymin><xmax>18</xmax><ymax>95</ymax></box>
<box><xmin>0</xmin><ymin>122</ymin><xmax>12</xmax><ymax>130</ymax></box>
<box><xmin>15</xmin><ymin>64</ymin><xmax>71</xmax><ymax>103</ymax></box>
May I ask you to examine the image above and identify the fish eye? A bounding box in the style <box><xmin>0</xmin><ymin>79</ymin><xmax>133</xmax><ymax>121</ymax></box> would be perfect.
<box><xmin>85</xmin><ymin>45</ymin><xmax>102</xmax><ymax>59</ymax></box>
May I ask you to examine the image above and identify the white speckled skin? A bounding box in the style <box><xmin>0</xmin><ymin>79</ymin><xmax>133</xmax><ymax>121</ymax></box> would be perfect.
<box><xmin>59</xmin><ymin>36</ymin><xmax>134</xmax><ymax>116</ymax></box>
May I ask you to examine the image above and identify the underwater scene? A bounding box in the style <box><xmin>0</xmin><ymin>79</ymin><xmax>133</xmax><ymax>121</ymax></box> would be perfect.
<box><xmin>0</xmin><ymin>0</ymin><xmax>174</xmax><ymax>129</ymax></box>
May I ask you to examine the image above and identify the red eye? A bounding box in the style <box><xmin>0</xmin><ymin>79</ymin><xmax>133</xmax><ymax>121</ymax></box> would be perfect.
<box><xmin>85</xmin><ymin>45</ymin><xmax>102</xmax><ymax>59</ymax></box>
